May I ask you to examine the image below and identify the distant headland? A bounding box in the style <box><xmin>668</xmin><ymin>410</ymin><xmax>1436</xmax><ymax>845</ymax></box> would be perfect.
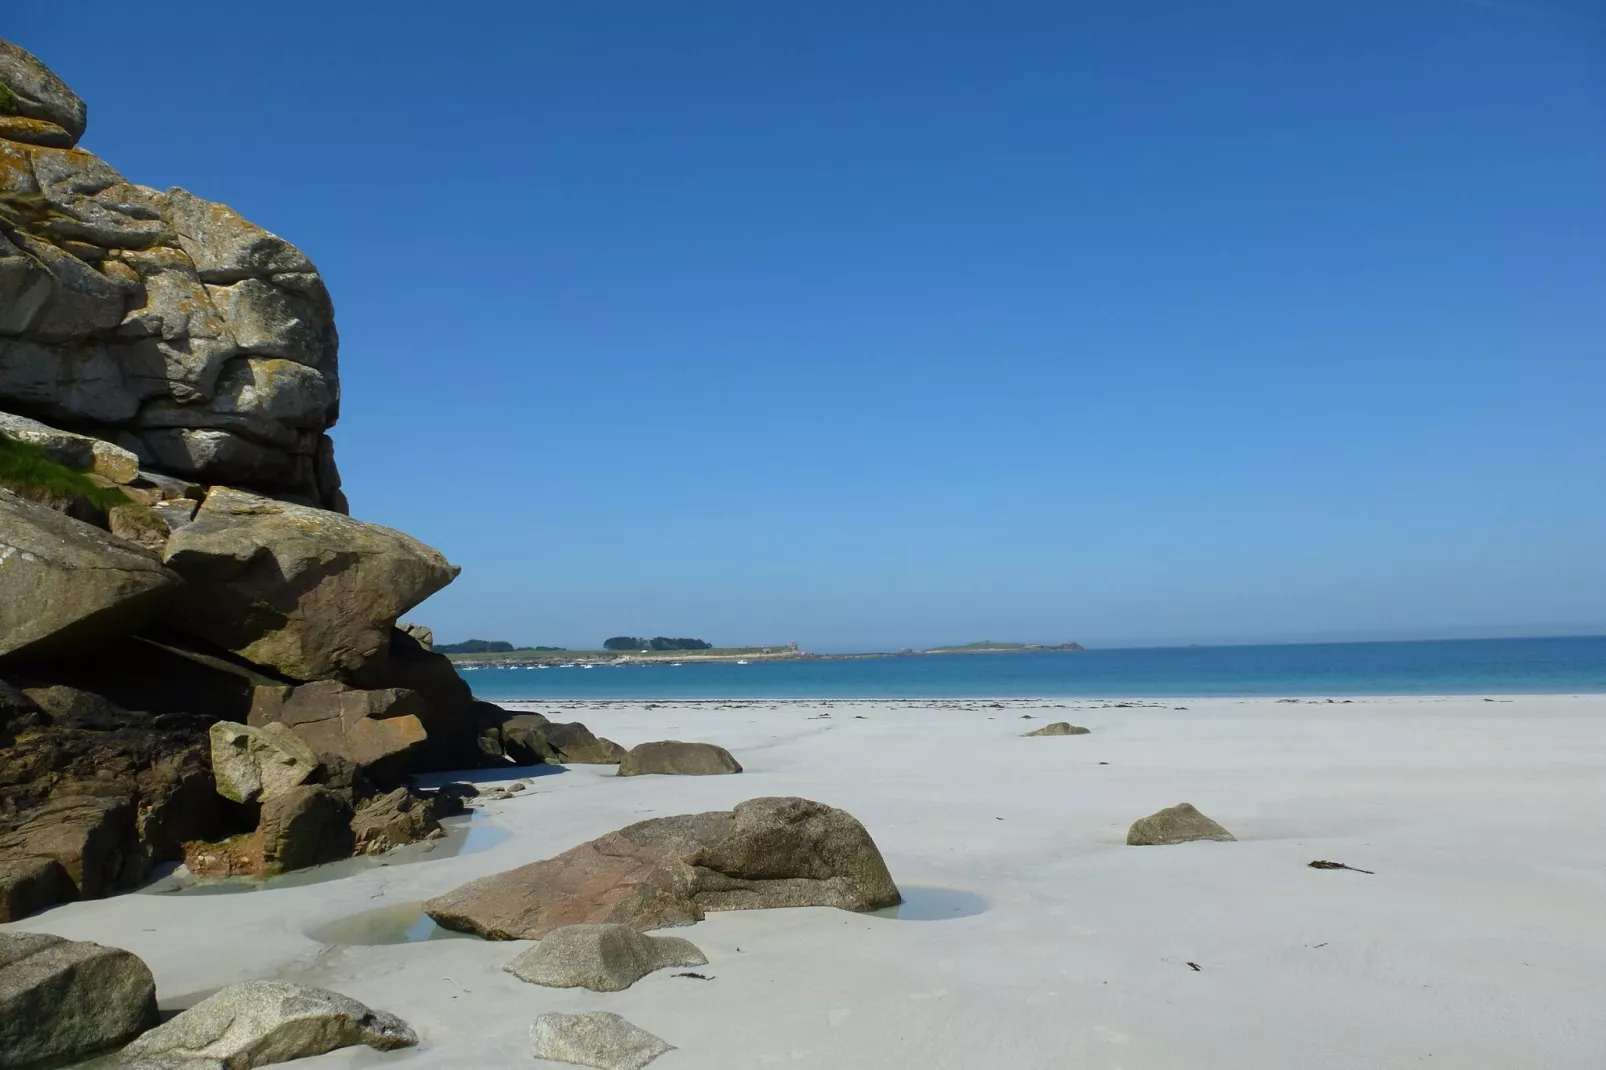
<box><xmin>441</xmin><ymin>638</ymin><xmax>1084</xmax><ymax>668</ymax></box>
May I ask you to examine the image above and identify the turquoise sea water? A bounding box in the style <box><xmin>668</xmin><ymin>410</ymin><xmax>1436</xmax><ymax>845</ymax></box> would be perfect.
<box><xmin>460</xmin><ymin>636</ymin><xmax>1606</xmax><ymax>701</ymax></box>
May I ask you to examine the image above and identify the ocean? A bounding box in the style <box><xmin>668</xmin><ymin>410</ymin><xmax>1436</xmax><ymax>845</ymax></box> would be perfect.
<box><xmin>458</xmin><ymin>635</ymin><xmax>1606</xmax><ymax>702</ymax></box>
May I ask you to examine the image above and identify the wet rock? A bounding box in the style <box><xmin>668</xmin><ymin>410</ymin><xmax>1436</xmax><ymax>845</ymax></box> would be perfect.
<box><xmin>0</xmin><ymin>489</ymin><xmax>179</xmax><ymax>660</ymax></box>
<box><xmin>116</xmin><ymin>980</ymin><xmax>416</xmax><ymax>1067</ymax></box>
<box><xmin>209</xmin><ymin>721</ymin><xmax>319</xmax><ymax>804</ymax></box>
<box><xmin>0</xmin><ymin>931</ymin><xmax>157</xmax><ymax>1069</ymax></box>
<box><xmin>529</xmin><ymin>1011</ymin><xmax>672</xmax><ymax>1070</ymax></box>
<box><xmin>505</xmin><ymin>923</ymin><xmax>708</xmax><ymax>992</ymax></box>
<box><xmin>426</xmin><ymin>796</ymin><xmax>900</xmax><ymax>940</ymax></box>
<box><xmin>161</xmin><ymin>488</ymin><xmax>459</xmax><ymax>681</ymax></box>
<box><xmin>618</xmin><ymin>741</ymin><xmax>742</xmax><ymax>777</ymax></box>
<box><xmin>1126</xmin><ymin>803</ymin><xmax>1236</xmax><ymax>846</ymax></box>
<box><xmin>1022</xmin><ymin>722</ymin><xmax>1090</xmax><ymax>737</ymax></box>
<box><xmin>350</xmin><ymin>787</ymin><xmax>439</xmax><ymax>855</ymax></box>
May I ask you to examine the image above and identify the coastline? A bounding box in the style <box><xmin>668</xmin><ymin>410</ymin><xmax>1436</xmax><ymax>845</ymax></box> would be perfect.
<box><xmin>9</xmin><ymin>693</ymin><xmax>1604</xmax><ymax>1068</ymax></box>
<box><xmin>448</xmin><ymin>644</ymin><xmax>1086</xmax><ymax>669</ymax></box>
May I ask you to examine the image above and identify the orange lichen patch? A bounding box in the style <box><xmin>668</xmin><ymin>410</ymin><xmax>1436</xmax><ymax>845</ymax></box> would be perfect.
<box><xmin>0</xmin><ymin>116</ymin><xmax>75</xmax><ymax>148</ymax></box>
<box><xmin>0</xmin><ymin>137</ymin><xmax>39</xmax><ymax>193</ymax></box>
<box><xmin>183</xmin><ymin>832</ymin><xmax>264</xmax><ymax>878</ymax></box>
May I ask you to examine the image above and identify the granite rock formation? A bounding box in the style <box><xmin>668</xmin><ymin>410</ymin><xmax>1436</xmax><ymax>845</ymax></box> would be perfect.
<box><xmin>0</xmin><ymin>42</ymin><xmax>343</xmax><ymax>508</ymax></box>
<box><xmin>425</xmin><ymin>796</ymin><xmax>901</xmax><ymax>940</ymax></box>
<box><xmin>0</xmin><ymin>39</ymin><xmax>539</xmax><ymax>920</ymax></box>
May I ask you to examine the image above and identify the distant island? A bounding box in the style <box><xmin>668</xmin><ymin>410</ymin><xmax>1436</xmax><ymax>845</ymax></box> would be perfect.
<box><xmin>921</xmin><ymin>640</ymin><xmax>1085</xmax><ymax>654</ymax></box>
<box><xmin>441</xmin><ymin>638</ymin><xmax>1082</xmax><ymax>667</ymax></box>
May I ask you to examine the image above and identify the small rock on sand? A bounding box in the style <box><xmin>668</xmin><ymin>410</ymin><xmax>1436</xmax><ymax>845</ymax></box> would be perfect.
<box><xmin>530</xmin><ymin>1011</ymin><xmax>673</xmax><ymax>1070</ymax></box>
<box><xmin>505</xmin><ymin>923</ymin><xmax>707</xmax><ymax>992</ymax></box>
<box><xmin>1126</xmin><ymin>803</ymin><xmax>1236</xmax><ymax>845</ymax></box>
<box><xmin>1022</xmin><ymin>722</ymin><xmax>1090</xmax><ymax>737</ymax></box>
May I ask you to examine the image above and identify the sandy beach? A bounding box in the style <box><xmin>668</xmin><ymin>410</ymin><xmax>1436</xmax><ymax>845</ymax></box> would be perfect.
<box><xmin>10</xmin><ymin>694</ymin><xmax>1606</xmax><ymax>1069</ymax></box>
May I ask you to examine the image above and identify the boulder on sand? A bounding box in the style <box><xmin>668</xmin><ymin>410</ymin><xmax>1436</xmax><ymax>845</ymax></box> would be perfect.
<box><xmin>1126</xmin><ymin>803</ymin><xmax>1236</xmax><ymax>846</ymax></box>
<box><xmin>618</xmin><ymin>741</ymin><xmax>742</xmax><ymax>777</ymax></box>
<box><xmin>0</xmin><ymin>931</ymin><xmax>157</xmax><ymax>1069</ymax></box>
<box><xmin>426</xmin><ymin>796</ymin><xmax>900</xmax><ymax>940</ymax></box>
<box><xmin>538</xmin><ymin>721</ymin><xmax>626</xmax><ymax>765</ymax></box>
<box><xmin>209</xmin><ymin>721</ymin><xmax>319</xmax><ymax>804</ymax></box>
<box><xmin>116</xmin><ymin>979</ymin><xmax>417</xmax><ymax>1067</ymax></box>
<box><xmin>529</xmin><ymin>1011</ymin><xmax>673</xmax><ymax>1070</ymax></box>
<box><xmin>161</xmin><ymin>487</ymin><xmax>459</xmax><ymax>681</ymax></box>
<box><xmin>0</xmin><ymin>489</ymin><xmax>179</xmax><ymax>660</ymax></box>
<box><xmin>504</xmin><ymin>923</ymin><xmax>708</xmax><ymax>992</ymax></box>
<box><xmin>1022</xmin><ymin>722</ymin><xmax>1090</xmax><ymax>737</ymax></box>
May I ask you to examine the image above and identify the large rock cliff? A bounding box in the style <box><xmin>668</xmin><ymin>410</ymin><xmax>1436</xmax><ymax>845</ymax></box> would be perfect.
<box><xmin>0</xmin><ymin>39</ymin><xmax>343</xmax><ymax>509</ymax></box>
<box><xmin>0</xmin><ymin>39</ymin><xmax>563</xmax><ymax>922</ymax></box>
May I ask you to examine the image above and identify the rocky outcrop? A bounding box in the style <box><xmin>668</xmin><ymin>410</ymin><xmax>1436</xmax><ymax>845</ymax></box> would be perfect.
<box><xmin>248</xmin><ymin>680</ymin><xmax>428</xmax><ymax>780</ymax></box>
<box><xmin>0</xmin><ymin>40</ymin><xmax>342</xmax><ymax>508</ymax></box>
<box><xmin>115</xmin><ymin>980</ymin><xmax>417</xmax><ymax>1067</ymax></box>
<box><xmin>618</xmin><ymin>741</ymin><xmax>742</xmax><ymax>777</ymax></box>
<box><xmin>0</xmin><ymin>41</ymin><xmax>87</xmax><ymax>148</ymax></box>
<box><xmin>0</xmin><ymin>39</ymin><xmax>488</xmax><ymax>921</ymax></box>
<box><xmin>350</xmin><ymin>786</ymin><xmax>439</xmax><ymax>855</ymax></box>
<box><xmin>0</xmin><ymin>679</ymin><xmax>221</xmax><ymax>905</ymax></box>
<box><xmin>0</xmin><ymin>410</ymin><xmax>139</xmax><ymax>481</ymax></box>
<box><xmin>505</xmin><ymin>923</ymin><xmax>708</xmax><ymax>992</ymax></box>
<box><xmin>0</xmin><ymin>855</ymin><xmax>65</xmax><ymax>922</ymax></box>
<box><xmin>530</xmin><ymin>1012</ymin><xmax>673</xmax><ymax>1070</ymax></box>
<box><xmin>258</xmin><ymin>785</ymin><xmax>353</xmax><ymax>875</ymax></box>
<box><xmin>0</xmin><ymin>931</ymin><xmax>157</xmax><ymax>1069</ymax></box>
<box><xmin>0</xmin><ymin>794</ymin><xmax>134</xmax><ymax>900</ymax></box>
<box><xmin>497</xmin><ymin>715</ymin><xmax>624</xmax><ymax>766</ymax></box>
<box><xmin>1126</xmin><ymin>803</ymin><xmax>1236</xmax><ymax>846</ymax></box>
<box><xmin>426</xmin><ymin>797</ymin><xmax>901</xmax><ymax>940</ymax></box>
<box><xmin>1023</xmin><ymin>722</ymin><xmax>1089</xmax><ymax>737</ymax></box>
<box><xmin>209</xmin><ymin>721</ymin><xmax>318</xmax><ymax>804</ymax></box>
<box><xmin>347</xmin><ymin>626</ymin><xmax>480</xmax><ymax>770</ymax></box>
<box><xmin>0</xmin><ymin>489</ymin><xmax>178</xmax><ymax>659</ymax></box>
<box><xmin>161</xmin><ymin>488</ymin><xmax>459</xmax><ymax>681</ymax></box>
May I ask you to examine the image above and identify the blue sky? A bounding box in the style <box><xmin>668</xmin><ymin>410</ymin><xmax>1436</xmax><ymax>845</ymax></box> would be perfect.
<box><xmin>15</xmin><ymin>1</ymin><xmax>1605</xmax><ymax>650</ymax></box>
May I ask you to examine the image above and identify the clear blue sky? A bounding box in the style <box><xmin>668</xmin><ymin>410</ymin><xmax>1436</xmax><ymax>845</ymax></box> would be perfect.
<box><xmin>15</xmin><ymin>1</ymin><xmax>1605</xmax><ymax>650</ymax></box>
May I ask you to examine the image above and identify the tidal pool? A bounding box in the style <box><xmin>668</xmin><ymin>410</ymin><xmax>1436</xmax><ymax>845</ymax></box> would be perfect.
<box><xmin>870</xmin><ymin>886</ymin><xmax>987</xmax><ymax>921</ymax></box>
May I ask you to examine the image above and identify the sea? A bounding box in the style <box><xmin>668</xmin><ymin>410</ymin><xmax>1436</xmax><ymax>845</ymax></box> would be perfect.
<box><xmin>458</xmin><ymin>635</ymin><xmax>1606</xmax><ymax>702</ymax></box>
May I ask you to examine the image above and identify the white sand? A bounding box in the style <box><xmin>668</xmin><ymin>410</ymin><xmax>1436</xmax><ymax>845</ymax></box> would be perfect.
<box><xmin>9</xmin><ymin>694</ymin><xmax>1606</xmax><ymax>1069</ymax></box>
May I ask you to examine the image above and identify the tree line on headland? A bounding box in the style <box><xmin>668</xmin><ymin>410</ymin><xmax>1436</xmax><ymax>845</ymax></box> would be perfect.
<box><xmin>434</xmin><ymin>637</ymin><xmax>715</xmax><ymax>654</ymax></box>
<box><xmin>603</xmin><ymin>637</ymin><xmax>714</xmax><ymax>652</ymax></box>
